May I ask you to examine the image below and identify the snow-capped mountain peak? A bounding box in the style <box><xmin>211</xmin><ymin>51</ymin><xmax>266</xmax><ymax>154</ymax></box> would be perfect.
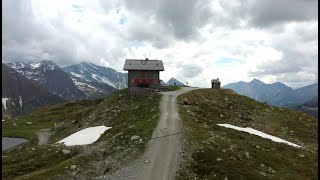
<box><xmin>8</xmin><ymin>61</ymin><xmax>27</xmax><ymax>69</ymax></box>
<box><xmin>63</xmin><ymin>62</ymin><xmax>128</xmax><ymax>90</ymax></box>
<box><xmin>29</xmin><ymin>60</ymin><xmax>59</xmax><ymax>71</ymax></box>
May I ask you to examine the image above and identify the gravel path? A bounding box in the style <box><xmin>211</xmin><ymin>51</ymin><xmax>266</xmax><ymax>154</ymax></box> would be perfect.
<box><xmin>98</xmin><ymin>87</ymin><xmax>197</xmax><ymax>180</ymax></box>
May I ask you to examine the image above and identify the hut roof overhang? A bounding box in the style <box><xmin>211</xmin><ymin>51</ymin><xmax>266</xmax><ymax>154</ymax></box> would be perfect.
<box><xmin>123</xmin><ymin>59</ymin><xmax>164</xmax><ymax>71</ymax></box>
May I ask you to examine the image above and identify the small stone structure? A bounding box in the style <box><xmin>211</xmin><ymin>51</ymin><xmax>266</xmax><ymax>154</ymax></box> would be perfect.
<box><xmin>211</xmin><ymin>78</ymin><xmax>221</xmax><ymax>89</ymax></box>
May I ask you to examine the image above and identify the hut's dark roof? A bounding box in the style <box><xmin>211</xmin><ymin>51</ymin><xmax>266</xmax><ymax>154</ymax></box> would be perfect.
<box><xmin>123</xmin><ymin>59</ymin><xmax>164</xmax><ymax>71</ymax></box>
<box><xmin>211</xmin><ymin>79</ymin><xmax>221</xmax><ymax>83</ymax></box>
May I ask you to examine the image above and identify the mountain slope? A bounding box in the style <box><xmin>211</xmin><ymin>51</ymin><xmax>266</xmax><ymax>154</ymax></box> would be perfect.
<box><xmin>177</xmin><ymin>88</ymin><xmax>317</xmax><ymax>179</ymax></box>
<box><xmin>166</xmin><ymin>77</ymin><xmax>184</xmax><ymax>86</ymax></box>
<box><xmin>223</xmin><ymin>79</ymin><xmax>318</xmax><ymax>106</ymax></box>
<box><xmin>71</xmin><ymin>77</ymin><xmax>118</xmax><ymax>99</ymax></box>
<box><xmin>291</xmin><ymin>83</ymin><xmax>318</xmax><ymax>105</ymax></box>
<box><xmin>291</xmin><ymin>96</ymin><xmax>318</xmax><ymax>118</ymax></box>
<box><xmin>62</xmin><ymin>62</ymin><xmax>128</xmax><ymax>90</ymax></box>
<box><xmin>6</xmin><ymin>60</ymin><xmax>86</xmax><ymax>100</ymax></box>
<box><xmin>2</xmin><ymin>64</ymin><xmax>64</xmax><ymax>117</ymax></box>
<box><xmin>2</xmin><ymin>89</ymin><xmax>162</xmax><ymax>179</ymax></box>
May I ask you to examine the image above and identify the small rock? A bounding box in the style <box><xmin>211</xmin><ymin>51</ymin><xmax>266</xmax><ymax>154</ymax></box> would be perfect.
<box><xmin>139</xmin><ymin>139</ymin><xmax>143</xmax><ymax>143</ymax></box>
<box><xmin>182</xmin><ymin>98</ymin><xmax>190</xmax><ymax>105</ymax></box>
<box><xmin>224</xmin><ymin>97</ymin><xmax>229</xmax><ymax>101</ymax></box>
<box><xmin>289</xmin><ymin>130</ymin><xmax>294</xmax><ymax>133</ymax></box>
<box><xmin>245</xmin><ymin>152</ymin><xmax>250</xmax><ymax>158</ymax></box>
<box><xmin>222</xmin><ymin>150</ymin><xmax>226</xmax><ymax>153</ymax></box>
<box><xmin>216</xmin><ymin>158</ymin><xmax>222</xmax><ymax>161</ymax></box>
<box><xmin>229</xmin><ymin>144</ymin><xmax>237</xmax><ymax>151</ymax></box>
<box><xmin>261</xmin><ymin>164</ymin><xmax>266</xmax><ymax>168</ymax></box>
<box><xmin>62</xmin><ymin>149</ymin><xmax>71</xmax><ymax>154</ymax></box>
<box><xmin>219</xmin><ymin>114</ymin><xmax>224</xmax><ymax>118</ymax></box>
<box><xmin>255</xmin><ymin>145</ymin><xmax>261</xmax><ymax>149</ymax></box>
<box><xmin>298</xmin><ymin>154</ymin><xmax>305</xmax><ymax>158</ymax></box>
<box><xmin>13</xmin><ymin>123</ymin><xmax>17</xmax><ymax>127</ymax></box>
<box><xmin>268</xmin><ymin>167</ymin><xmax>275</xmax><ymax>173</ymax></box>
<box><xmin>224</xmin><ymin>176</ymin><xmax>228</xmax><ymax>180</ymax></box>
<box><xmin>144</xmin><ymin>160</ymin><xmax>150</xmax><ymax>163</ymax></box>
<box><xmin>72</xmin><ymin>120</ymin><xmax>78</xmax><ymax>124</ymax></box>
<box><xmin>26</xmin><ymin>122</ymin><xmax>32</xmax><ymax>125</ymax></box>
<box><xmin>131</xmin><ymin>135</ymin><xmax>140</xmax><ymax>141</ymax></box>
<box><xmin>70</xmin><ymin>165</ymin><xmax>77</xmax><ymax>169</ymax></box>
<box><xmin>32</xmin><ymin>148</ymin><xmax>35</xmax><ymax>150</ymax></box>
<box><xmin>259</xmin><ymin>171</ymin><xmax>267</xmax><ymax>176</ymax></box>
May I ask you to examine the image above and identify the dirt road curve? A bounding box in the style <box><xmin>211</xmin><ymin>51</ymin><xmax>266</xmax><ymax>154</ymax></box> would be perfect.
<box><xmin>102</xmin><ymin>87</ymin><xmax>196</xmax><ymax>180</ymax></box>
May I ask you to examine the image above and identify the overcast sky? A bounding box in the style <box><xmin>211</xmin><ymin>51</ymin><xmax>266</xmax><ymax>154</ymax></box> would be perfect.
<box><xmin>2</xmin><ymin>0</ymin><xmax>318</xmax><ymax>88</ymax></box>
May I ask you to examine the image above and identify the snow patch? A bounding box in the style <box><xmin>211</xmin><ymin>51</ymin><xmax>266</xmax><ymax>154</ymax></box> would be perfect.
<box><xmin>57</xmin><ymin>126</ymin><xmax>111</xmax><ymax>146</ymax></box>
<box><xmin>19</xmin><ymin>96</ymin><xmax>23</xmax><ymax>108</ymax></box>
<box><xmin>30</xmin><ymin>63</ymin><xmax>41</xmax><ymax>69</ymax></box>
<box><xmin>92</xmin><ymin>74</ymin><xmax>117</xmax><ymax>89</ymax></box>
<box><xmin>2</xmin><ymin>97</ymin><xmax>9</xmax><ymax>110</ymax></box>
<box><xmin>71</xmin><ymin>72</ymin><xmax>84</xmax><ymax>78</ymax></box>
<box><xmin>73</xmin><ymin>80</ymin><xmax>97</xmax><ymax>91</ymax></box>
<box><xmin>217</xmin><ymin>124</ymin><xmax>302</xmax><ymax>148</ymax></box>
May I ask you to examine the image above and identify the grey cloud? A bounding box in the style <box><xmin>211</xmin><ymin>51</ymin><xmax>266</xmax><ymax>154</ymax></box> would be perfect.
<box><xmin>2</xmin><ymin>0</ymin><xmax>51</xmax><ymax>46</ymax></box>
<box><xmin>1</xmin><ymin>0</ymin><xmax>318</xmax><ymax>89</ymax></box>
<box><xmin>2</xmin><ymin>0</ymin><xmax>128</xmax><ymax>68</ymax></box>
<box><xmin>249</xmin><ymin>0</ymin><xmax>318</xmax><ymax>27</ymax></box>
<box><xmin>249</xmin><ymin>53</ymin><xmax>317</xmax><ymax>76</ymax></box>
<box><xmin>209</xmin><ymin>0</ymin><xmax>318</xmax><ymax>29</ymax></box>
<box><xmin>122</xmin><ymin>0</ymin><xmax>213</xmax><ymax>45</ymax></box>
<box><xmin>179</xmin><ymin>64</ymin><xmax>203</xmax><ymax>78</ymax></box>
<box><xmin>248</xmin><ymin>49</ymin><xmax>318</xmax><ymax>87</ymax></box>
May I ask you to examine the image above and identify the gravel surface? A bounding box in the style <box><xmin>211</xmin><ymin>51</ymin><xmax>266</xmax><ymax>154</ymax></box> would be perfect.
<box><xmin>97</xmin><ymin>87</ymin><xmax>197</xmax><ymax>180</ymax></box>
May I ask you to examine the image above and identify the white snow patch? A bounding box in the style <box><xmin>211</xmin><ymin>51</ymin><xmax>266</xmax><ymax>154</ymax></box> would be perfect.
<box><xmin>2</xmin><ymin>97</ymin><xmax>9</xmax><ymax>110</ymax></box>
<box><xmin>57</xmin><ymin>126</ymin><xmax>111</xmax><ymax>146</ymax></box>
<box><xmin>30</xmin><ymin>63</ymin><xmax>41</xmax><ymax>69</ymax></box>
<box><xmin>73</xmin><ymin>80</ymin><xmax>97</xmax><ymax>92</ymax></box>
<box><xmin>92</xmin><ymin>74</ymin><xmax>117</xmax><ymax>89</ymax></box>
<box><xmin>217</xmin><ymin>124</ymin><xmax>302</xmax><ymax>148</ymax></box>
<box><xmin>19</xmin><ymin>96</ymin><xmax>23</xmax><ymax>108</ymax></box>
<box><xmin>71</xmin><ymin>72</ymin><xmax>84</xmax><ymax>78</ymax></box>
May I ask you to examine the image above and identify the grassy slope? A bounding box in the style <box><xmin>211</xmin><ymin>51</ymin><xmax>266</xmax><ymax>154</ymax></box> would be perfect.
<box><xmin>2</xmin><ymin>89</ymin><xmax>162</xmax><ymax>179</ymax></box>
<box><xmin>177</xmin><ymin>88</ymin><xmax>318</xmax><ymax>179</ymax></box>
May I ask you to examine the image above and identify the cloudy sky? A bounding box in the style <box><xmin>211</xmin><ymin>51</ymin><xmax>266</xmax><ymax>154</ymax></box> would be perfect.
<box><xmin>2</xmin><ymin>0</ymin><xmax>318</xmax><ymax>88</ymax></box>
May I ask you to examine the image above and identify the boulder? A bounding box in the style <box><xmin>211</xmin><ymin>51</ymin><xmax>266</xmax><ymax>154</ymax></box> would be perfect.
<box><xmin>130</xmin><ymin>135</ymin><xmax>140</xmax><ymax>141</ymax></box>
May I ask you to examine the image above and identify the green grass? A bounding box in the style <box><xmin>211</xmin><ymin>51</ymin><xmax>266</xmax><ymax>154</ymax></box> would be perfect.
<box><xmin>2</xmin><ymin>89</ymin><xmax>162</xmax><ymax>179</ymax></box>
<box><xmin>158</xmin><ymin>85</ymin><xmax>182</xmax><ymax>91</ymax></box>
<box><xmin>176</xmin><ymin>88</ymin><xmax>318</xmax><ymax>179</ymax></box>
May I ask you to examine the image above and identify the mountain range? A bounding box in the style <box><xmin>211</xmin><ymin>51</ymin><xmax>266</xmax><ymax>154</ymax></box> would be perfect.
<box><xmin>3</xmin><ymin>60</ymin><xmax>317</xmax><ymax>118</ymax></box>
<box><xmin>223</xmin><ymin>78</ymin><xmax>318</xmax><ymax>116</ymax></box>
<box><xmin>62</xmin><ymin>62</ymin><xmax>127</xmax><ymax>90</ymax></box>
<box><xmin>62</xmin><ymin>62</ymin><xmax>126</xmax><ymax>99</ymax></box>
<box><xmin>2</xmin><ymin>64</ymin><xmax>64</xmax><ymax>117</ymax></box>
<box><xmin>6</xmin><ymin>60</ymin><xmax>86</xmax><ymax>100</ymax></box>
<box><xmin>3</xmin><ymin>60</ymin><xmax>128</xmax><ymax>117</ymax></box>
<box><xmin>166</xmin><ymin>77</ymin><xmax>184</xmax><ymax>86</ymax></box>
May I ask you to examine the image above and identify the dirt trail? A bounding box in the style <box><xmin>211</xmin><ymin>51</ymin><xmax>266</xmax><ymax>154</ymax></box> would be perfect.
<box><xmin>100</xmin><ymin>87</ymin><xmax>197</xmax><ymax>180</ymax></box>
